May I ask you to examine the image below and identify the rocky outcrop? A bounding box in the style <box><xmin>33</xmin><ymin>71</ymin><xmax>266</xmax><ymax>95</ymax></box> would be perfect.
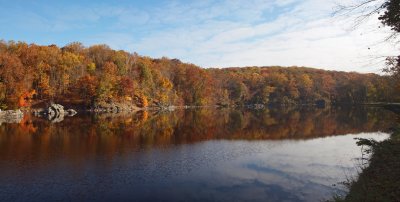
<box><xmin>0</xmin><ymin>109</ymin><xmax>24</xmax><ymax>125</ymax></box>
<box><xmin>34</xmin><ymin>103</ymin><xmax>77</xmax><ymax>122</ymax></box>
<box><xmin>90</xmin><ymin>101</ymin><xmax>140</xmax><ymax>113</ymax></box>
<box><xmin>47</xmin><ymin>104</ymin><xmax>65</xmax><ymax>117</ymax></box>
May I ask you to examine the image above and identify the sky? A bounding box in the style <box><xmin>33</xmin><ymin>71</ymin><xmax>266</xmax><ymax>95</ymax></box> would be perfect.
<box><xmin>0</xmin><ymin>0</ymin><xmax>397</xmax><ymax>73</ymax></box>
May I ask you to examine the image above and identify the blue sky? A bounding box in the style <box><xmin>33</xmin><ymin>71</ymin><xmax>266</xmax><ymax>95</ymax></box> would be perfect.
<box><xmin>0</xmin><ymin>0</ymin><xmax>396</xmax><ymax>73</ymax></box>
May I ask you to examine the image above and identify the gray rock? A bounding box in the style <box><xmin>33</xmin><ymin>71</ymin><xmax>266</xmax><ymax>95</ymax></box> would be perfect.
<box><xmin>253</xmin><ymin>104</ymin><xmax>265</xmax><ymax>109</ymax></box>
<box><xmin>44</xmin><ymin>104</ymin><xmax>64</xmax><ymax>121</ymax></box>
<box><xmin>0</xmin><ymin>109</ymin><xmax>24</xmax><ymax>125</ymax></box>
<box><xmin>92</xmin><ymin>102</ymin><xmax>124</xmax><ymax>113</ymax></box>
<box><xmin>66</xmin><ymin>109</ymin><xmax>77</xmax><ymax>116</ymax></box>
<box><xmin>34</xmin><ymin>103</ymin><xmax>77</xmax><ymax>122</ymax></box>
<box><xmin>47</xmin><ymin>104</ymin><xmax>64</xmax><ymax>115</ymax></box>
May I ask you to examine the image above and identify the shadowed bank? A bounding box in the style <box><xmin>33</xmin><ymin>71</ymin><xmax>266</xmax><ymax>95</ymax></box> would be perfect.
<box><xmin>332</xmin><ymin>105</ymin><xmax>400</xmax><ymax>202</ymax></box>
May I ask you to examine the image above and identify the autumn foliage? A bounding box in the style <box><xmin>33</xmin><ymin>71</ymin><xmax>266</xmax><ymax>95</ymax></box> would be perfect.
<box><xmin>0</xmin><ymin>40</ymin><xmax>398</xmax><ymax>109</ymax></box>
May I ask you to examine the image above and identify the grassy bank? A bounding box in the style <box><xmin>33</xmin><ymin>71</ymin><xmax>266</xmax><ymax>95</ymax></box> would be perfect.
<box><xmin>333</xmin><ymin>123</ymin><xmax>400</xmax><ymax>201</ymax></box>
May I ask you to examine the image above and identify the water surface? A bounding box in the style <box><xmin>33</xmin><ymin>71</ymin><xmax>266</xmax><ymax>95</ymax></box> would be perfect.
<box><xmin>0</xmin><ymin>107</ymin><xmax>396</xmax><ymax>201</ymax></box>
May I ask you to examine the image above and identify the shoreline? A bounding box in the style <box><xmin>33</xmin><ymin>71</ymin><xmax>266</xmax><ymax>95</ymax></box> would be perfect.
<box><xmin>332</xmin><ymin>126</ymin><xmax>400</xmax><ymax>202</ymax></box>
<box><xmin>4</xmin><ymin>102</ymin><xmax>400</xmax><ymax>113</ymax></box>
<box><xmin>1</xmin><ymin>103</ymin><xmax>399</xmax><ymax>124</ymax></box>
<box><xmin>332</xmin><ymin>105</ymin><xmax>400</xmax><ymax>201</ymax></box>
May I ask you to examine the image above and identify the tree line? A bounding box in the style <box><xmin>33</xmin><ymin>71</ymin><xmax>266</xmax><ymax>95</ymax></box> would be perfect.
<box><xmin>0</xmin><ymin>40</ymin><xmax>399</xmax><ymax>109</ymax></box>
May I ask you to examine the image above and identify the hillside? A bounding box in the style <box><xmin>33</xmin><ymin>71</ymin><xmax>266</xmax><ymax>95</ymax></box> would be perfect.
<box><xmin>0</xmin><ymin>40</ymin><xmax>398</xmax><ymax>109</ymax></box>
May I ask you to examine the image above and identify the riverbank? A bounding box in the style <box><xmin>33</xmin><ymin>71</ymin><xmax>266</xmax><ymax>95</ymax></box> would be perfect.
<box><xmin>333</xmin><ymin>107</ymin><xmax>400</xmax><ymax>202</ymax></box>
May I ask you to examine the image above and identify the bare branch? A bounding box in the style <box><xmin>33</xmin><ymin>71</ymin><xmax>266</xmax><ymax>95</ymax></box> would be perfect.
<box><xmin>334</xmin><ymin>0</ymin><xmax>385</xmax><ymax>29</ymax></box>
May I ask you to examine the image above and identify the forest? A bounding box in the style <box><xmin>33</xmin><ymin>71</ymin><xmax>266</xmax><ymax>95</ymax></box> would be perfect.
<box><xmin>0</xmin><ymin>40</ymin><xmax>399</xmax><ymax>110</ymax></box>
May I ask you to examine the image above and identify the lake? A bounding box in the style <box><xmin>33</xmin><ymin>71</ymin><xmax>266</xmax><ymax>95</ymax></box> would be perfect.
<box><xmin>0</xmin><ymin>107</ymin><xmax>396</xmax><ymax>202</ymax></box>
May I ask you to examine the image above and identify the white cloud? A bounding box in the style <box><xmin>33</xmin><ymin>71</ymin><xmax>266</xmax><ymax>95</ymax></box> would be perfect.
<box><xmin>117</xmin><ymin>0</ymin><xmax>398</xmax><ymax>73</ymax></box>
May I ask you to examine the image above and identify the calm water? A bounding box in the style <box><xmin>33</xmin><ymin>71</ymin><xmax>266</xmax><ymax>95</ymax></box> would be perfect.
<box><xmin>0</xmin><ymin>107</ymin><xmax>396</xmax><ymax>202</ymax></box>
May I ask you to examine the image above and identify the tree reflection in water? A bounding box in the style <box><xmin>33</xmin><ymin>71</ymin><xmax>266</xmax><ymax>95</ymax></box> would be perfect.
<box><xmin>0</xmin><ymin>107</ymin><xmax>396</xmax><ymax>160</ymax></box>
